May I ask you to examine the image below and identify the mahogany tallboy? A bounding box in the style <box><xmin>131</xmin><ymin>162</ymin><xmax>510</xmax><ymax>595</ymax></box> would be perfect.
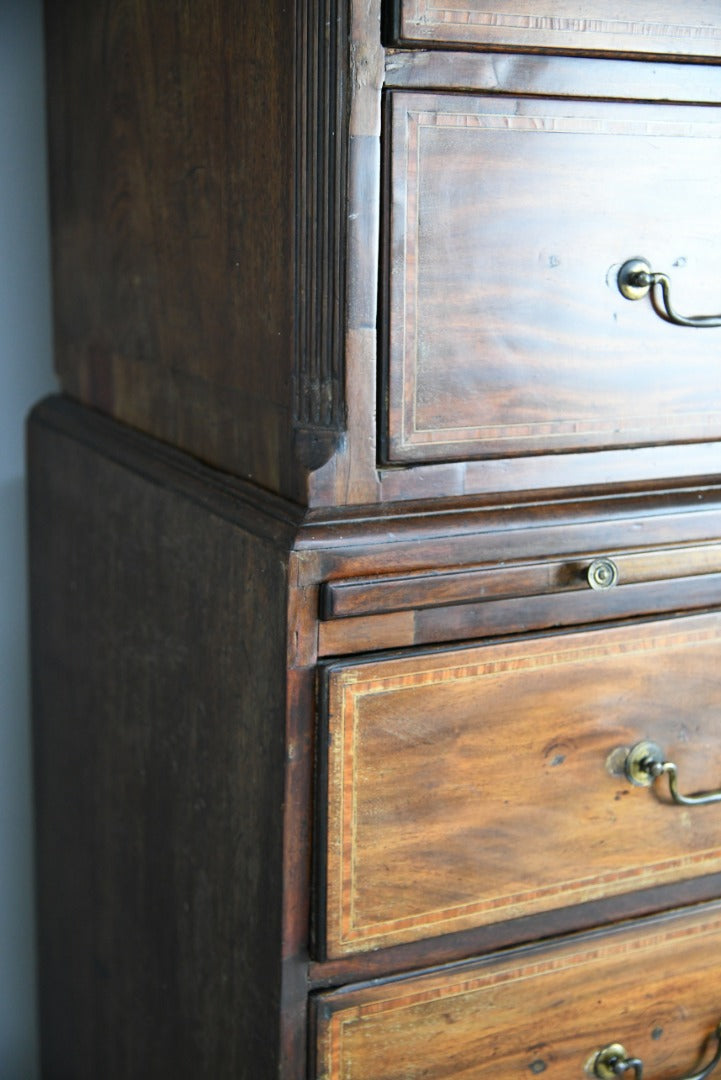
<box><xmin>31</xmin><ymin>2</ymin><xmax>721</xmax><ymax>1078</ymax></box>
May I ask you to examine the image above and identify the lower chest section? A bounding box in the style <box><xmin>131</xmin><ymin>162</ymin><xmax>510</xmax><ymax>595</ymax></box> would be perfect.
<box><xmin>302</xmin><ymin>522</ymin><xmax>721</xmax><ymax>1080</ymax></box>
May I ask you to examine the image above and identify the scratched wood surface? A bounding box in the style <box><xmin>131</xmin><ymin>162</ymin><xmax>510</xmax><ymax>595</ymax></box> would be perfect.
<box><xmin>383</xmin><ymin>92</ymin><xmax>721</xmax><ymax>465</ymax></box>
<box><xmin>319</xmin><ymin>610</ymin><xmax>721</xmax><ymax>957</ymax></box>
<box><xmin>314</xmin><ymin>901</ymin><xmax>721</xmax><ymax>1080</ymax></box>
<box><xmin>393</xmin><ymin>0</ymin><xmax>721</xmax><ymax>59</ymax></box>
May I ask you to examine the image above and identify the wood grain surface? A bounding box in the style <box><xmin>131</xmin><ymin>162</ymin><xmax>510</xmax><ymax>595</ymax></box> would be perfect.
<box><xmin>35</xmin><ymin>6</ymin><xmax>721</xmax><ymax>1078</ymax></box>
<box><xmin>383</xmin><ymin>91</ymin><xmax>721</xmax><ymax>465</ymax></box>
<box><xmin>321</xmin><ymin>543</ymin><xmax>721</xmax><ymax>619</ymax></box>
<box><xmin>384</xmin><ymin>50</ymin><xmax>721</xmax><ymax>103</ymax></box>
<box><xmin>393</xmin><ymin>0</ymin><xmax>721</xmax><ymax>59</ymax></box>
<box><xmin>44</xmin><ymin>0</ymin><xmax>721</xmax><ymax>508</ymax></box>
<box><xmin>314</xmin><ymin>901</ymin><xmax>721</xmax><ymax>1079</ymax></box>
<box><xmin>44</xmin><ymin>0</ymin><xmax>348</xmax><ymax>500</ymax></box>
<box><xmin>29</xmin><ymin>399</ymin><xmax>299</xmax><ymax>1078</ymax></box>
<box><xmin>319</xmin><ymin>611</ymin><xmax>721</xmax><ymax>956</ymax></box>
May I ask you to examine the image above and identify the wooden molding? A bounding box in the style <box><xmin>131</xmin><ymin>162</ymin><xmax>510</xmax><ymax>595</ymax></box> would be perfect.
<box><xmin>294</xmin><ymin>0</ymin><xmax>350</xmax><ymax>444</ymax></box>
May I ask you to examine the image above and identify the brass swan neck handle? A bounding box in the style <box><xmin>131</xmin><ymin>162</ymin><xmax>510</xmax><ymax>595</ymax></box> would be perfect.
<box><xmin>622</xmin><ymin>740</ymin><xmax>721</xmax><ymax>807</ymax></box>
<box><xmin>618</xmin><ymin>258</ymin><xmax>721</xmax><ymax>328</ymax></box>
<box><xmin>589</xmin><ymin>1021</ymin><xmax>721</xmax><ymax>1080</ymax></box>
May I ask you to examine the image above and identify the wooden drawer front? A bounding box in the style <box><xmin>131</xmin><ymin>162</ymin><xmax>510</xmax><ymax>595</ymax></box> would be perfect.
<box><xmin>393</xmin><ymin>1</ymin><xmax>721</xmax><ymax>59</ymax></box>
<box><xmin>319</xmin><ymin>611</ymin><xmax>721</xmax><ymax>957</ymax></box>
<box><xmin>321</xmin><ymin>542</ymin><xmax>721</xmax><ymax>619</ymax></box>
<box><xmin>383</xmin><ymin>92</ymin><xmax>721</xmax><ymax>465</ymax></box>
<box><xmin>314</xmin><ymin>902</ymin><xmax>721</xmax><ymax>1080</ymax></box>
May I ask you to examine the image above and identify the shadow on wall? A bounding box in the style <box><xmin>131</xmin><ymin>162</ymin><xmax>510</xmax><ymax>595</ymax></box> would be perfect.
<box><xmin>0</xmin><ymin>0</ymin><xmax>57</xmax><ymax>1076</ymax></box>
<box><xmin>0</xmin><ymin>478</ymin><xmax>39</xmax><ymax>1079</ymax></box>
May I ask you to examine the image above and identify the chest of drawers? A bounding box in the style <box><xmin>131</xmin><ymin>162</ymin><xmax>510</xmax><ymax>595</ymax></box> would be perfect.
<box><xmin>30</xmin><ymin>1</ymin><xmax>721</xmax><ymax>1077</ymax></box>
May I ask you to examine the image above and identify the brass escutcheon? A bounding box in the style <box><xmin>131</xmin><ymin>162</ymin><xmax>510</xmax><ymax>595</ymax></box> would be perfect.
<box><xmin>587</xmin><ymin>558</ymin><xmax>619</xmax><ymax>591</ymax></box>
<box><xmin>618</xmin><ymin>258</ymin><xmax>653</xmax><ymax>301</ymax></box>
<box><xmin>589</xmin><ymin>1044</ymin><xmax>636</xmax><ymax>1079</ymax></box>
<box><xmin>623</xmin><ymin>740</ymin><xmax>665</xmax><ymax>788</ymax></box>
<box><xmin>621</xmin><ymin>740</ymin><xmax>721</xmax><ymax>806</ymax></box>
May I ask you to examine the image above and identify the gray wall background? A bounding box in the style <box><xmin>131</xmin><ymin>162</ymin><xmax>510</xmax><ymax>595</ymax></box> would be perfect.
<box><xmin>0</xmin><ymin>0</ymin><xmax>55</xmax><ymax>1074</ymax></box>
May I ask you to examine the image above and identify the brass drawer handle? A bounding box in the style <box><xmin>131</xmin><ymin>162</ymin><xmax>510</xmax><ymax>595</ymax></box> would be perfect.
<box><xmin>589</xmin><ymin>1021</ymin><xmax>721</xmax><ymax>1080</ymax></box>
<box><xmin>618</xmin><ymin>258</ymin><xmax>721</xmax><ymax>328</ymax></box>
<box><xmin>622</xmin><ymin>740</ymin><xmax>721</xmax><ymax>806</ymax></box>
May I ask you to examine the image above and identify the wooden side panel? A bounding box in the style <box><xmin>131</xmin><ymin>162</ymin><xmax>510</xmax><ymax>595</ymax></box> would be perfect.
<box><xmin>394</xmin><ymin>0</ymin><xmax>721</xmax><ymax>59</ymax></box>
<box><xmin>320</xmin><ymin>612</ymin><xmax>721</xmax><ymax>956</ymax></box>
<box><xmin>44</xmin><ymin>0</ymin><xmax>349</xmax><ymax>500</ymax></box>
<box><xmin>314</xmin><ymin>902</ymin><xmax>721</xmax><ymax>1080</ymax></box>
<box><xmin>383</xmin><ymin>92</ymin><xmax>721</xmax><ymax>464</ymax></box>
<box><xmin>28</xmin><ymin>400</ymin><xmax>294</xmax><ymax>1078</ymax></box>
